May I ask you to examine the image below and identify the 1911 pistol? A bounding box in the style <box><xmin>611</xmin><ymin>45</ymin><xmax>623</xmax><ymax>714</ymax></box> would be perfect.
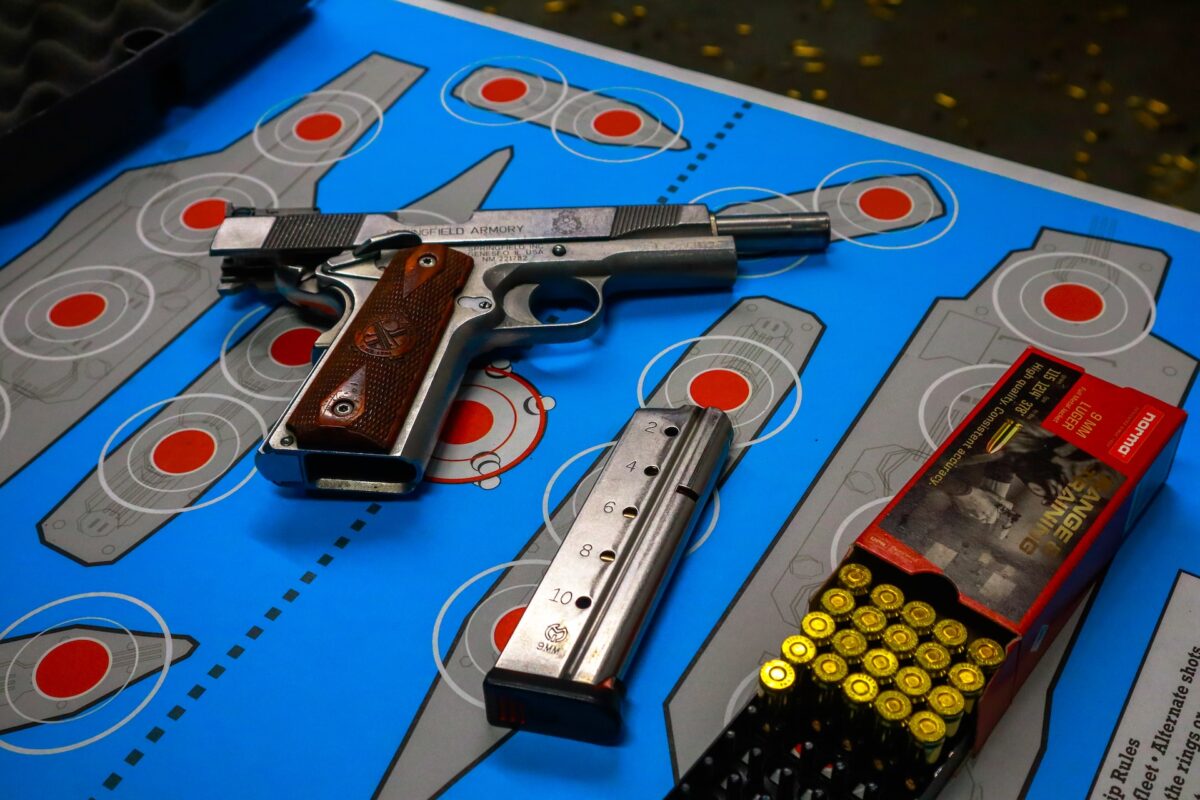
<box><xmin>210</xmin><ymin>204</ymin><xmax>830</xmax><ymax>495</ymax></box>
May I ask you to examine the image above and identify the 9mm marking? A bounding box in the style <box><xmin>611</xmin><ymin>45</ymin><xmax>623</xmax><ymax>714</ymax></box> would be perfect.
<box><xmin>484</xmin><ymin>406</ymin><xmax>732</xmax><ymax>743</ymax></box>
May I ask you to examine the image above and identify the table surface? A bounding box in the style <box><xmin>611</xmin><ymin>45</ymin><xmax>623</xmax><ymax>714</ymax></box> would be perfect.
<box><xmin>0</xmin><ymin>2</ymin><xmax>1197</xmax><ymax>798</ymax></box>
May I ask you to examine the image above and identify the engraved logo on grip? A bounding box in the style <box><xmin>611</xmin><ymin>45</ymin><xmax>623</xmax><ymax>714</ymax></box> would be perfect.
<box><xmin>354</xmin><ymin>313</ymin><xmax>414</xmax><ymax>358</ymax></box>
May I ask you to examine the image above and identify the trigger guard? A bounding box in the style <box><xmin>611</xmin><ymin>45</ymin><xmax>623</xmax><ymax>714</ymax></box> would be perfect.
<box><xmin>502</xmin><ymin>277</ymin><xmax>605</xmax><ymax>335</ymax></box>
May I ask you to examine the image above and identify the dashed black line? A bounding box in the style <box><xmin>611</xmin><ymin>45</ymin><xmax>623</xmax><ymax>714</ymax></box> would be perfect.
<box><xmin>657</xmin><ymin>102</ymin><xmax>751</xmax><ymax>203</ymax></box>
<box><xmin>95</xmin><ymin>503</ymin><xmax>377</xmax><ymax>793</ymax></box>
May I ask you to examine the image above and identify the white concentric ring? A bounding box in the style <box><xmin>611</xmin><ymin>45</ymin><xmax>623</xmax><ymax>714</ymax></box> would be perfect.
<box><xmin>1037</xmin><ymin>281</ymin><xmax>1111</xmax><ymax>331</ymax></box>
<box><xmin>97</xmin><ymin>393</ymin><xmax>267</xmax><ymax>515</ymax></box>
<box><xmin>124</xmin><ymin>415</ymin><xmax>237</xmax><ymax>494</ymax></box>
<box><xmin>440</xmin><ymin>58</ymin><xmax>569</xmax><ymax>127</ymax></box>
<box><xmin>829</xmin><ymin>496</ymin><xmax>893</xmax><ymax>568</ymax></box>
<box><xmin>158</xmin><ymin>185</ymin><xmax>256</xmax><ymax>246</ymax></box>
<box><xmin>27</xmin><ymin>280</ymin><xmax>124</xmax><ymax>344</ymax></box>
<box><xmin>30</xmin><ymin>636</ymin><xmax>114</xmax><ymax>703</ymax></box>
<box><xmin>220</xmin><ymin>305</ymin><xmax>309</xmax><ymax>402</ymax></box>
<box><xmin>11</xmin><ymin>618</ymin><xmax>137</xmax><ymax>725</ymax></box>
<box><xmin>636</xmin><ymin>335</ymin><xmax>802</xmax><ymax>450</ymax></box>
<box><xmin>0</xmin><ymin>593</ymin><xmax>172</xmax><ymax>755</ymax></box>
<box><xmin>944</xmin><ymin>381</ymin><xmax>1003</xmax><ymax>440</ymax></box>
<box><xmin>433</xmin><ymin>560</ymin><xmax>552</xmax><ymax>708</ymax></box>
<box><xmin>991</xmin><ymin>251</ymin><xmax>1157</xmax><ymax>357</ymax></box>
<box><xmin>542</xmin><ymin>441</ymin><xmax>617</xmax><ymax>545</ymax></box>
<box><xmin>136</xmin><ymin>173</ymin><xmax>279</xmax><ymax>256</ymax></box>
<box><xmin>724</xmin><ymin>667</ymin><xmax>760</xmax><ymax>725</ymax></box>
<box><xmin>432</xmin><ymin>386</ymin><xmax>517</xmax><ymax>461</ymax></box>
<box><xmin>570</xmin><ymin>459</ymin><xmax>610</xmax><ymax>518</ymax></box>
<box><xmin>0</xmin><ymin>267</ymin><xmax>155</xmax><ymax>362</ymax></box>
<box><xmin>670</xmin><ymin>354</ymin><xmax>775</xmax><ymax>427</ymax></box>
<box><xmin>855</xmin><ymin>184</ymin><xmax>913</xmax><ymax>221</ymax></box>
<box><xmin>0</xmin><ymin>383</ymin><xmax>10</xmax><ymax>444</ymax></box>
<box><xmin>836</xmin><ymin>175</ymin><xmax>936</xmax><ymax>236</ymax></box>
<box><xmin>917</xmin><ymin>364</ymin><xmax>1010</xmax><ymax>451</ymax></box>
<box><xmin>462</xmin><ymin>583</ymin><xmax>537</xmax><ymax>669</ymax></box>
<box><xmin>1017</xmin><ymin>268</ymin><xmax>1127</xmax><ymax>341</ymax></box>
<box><xmin>253</xmin><ymin>323</ymin><xmax>317</xmax><ymax>376</ymax></box>
<box><xmin>489</xmin><ymin>600</ymin><xmax>531</xmax><ymax>658</ymax></box>
<box><xmin>550</xmin><ymin>86</ymin><xmax>684</xmax><ymax>163</ymax></box>
<box><xmin>1023</xmin><ymin>270</ymin><xmax>1123</xmax><ymax>339</ymax></box>
<box><xmin>253</xmin><ymin>90</ymin><xmax>384</xmax><ymax>166</ymax></box>
<box><xmin>813</xmin><ymin>160</ymin><xmax>959</xmax><ymax>250</ymax></box>
<box><xmin>272</xmin><ymin>101</ymin><xmax>362</xmax><ymax>156</ymax></box>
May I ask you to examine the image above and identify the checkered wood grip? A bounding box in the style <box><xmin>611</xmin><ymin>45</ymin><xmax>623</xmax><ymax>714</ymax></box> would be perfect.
<box><xmin>287</xmin><ymin>245</ymin><xmax>474</xmax><ymax>453</ymax></box>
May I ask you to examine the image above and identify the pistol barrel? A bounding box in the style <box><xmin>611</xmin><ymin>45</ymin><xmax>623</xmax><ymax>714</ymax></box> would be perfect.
<box><xmin>713</xmin><ymin>211</ymin><xmax>831</xmax><ymax>254</ymax></box>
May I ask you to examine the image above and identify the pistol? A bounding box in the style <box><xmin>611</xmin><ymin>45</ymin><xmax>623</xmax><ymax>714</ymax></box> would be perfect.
<box><xmin>210</xmin><ymin>203</ymin><xmax>830</xmax><ymax>495</ymax></box>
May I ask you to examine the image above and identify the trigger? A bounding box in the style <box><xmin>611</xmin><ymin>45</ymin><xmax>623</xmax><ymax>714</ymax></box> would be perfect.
<box><xmin>501</xmin><ymin>284</ymin><xmax>541</xmax><ymax>327</ymax></box>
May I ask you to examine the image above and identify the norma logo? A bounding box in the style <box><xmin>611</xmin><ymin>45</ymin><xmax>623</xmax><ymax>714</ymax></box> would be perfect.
<box><xmin>1110</xmin><ymin>405</ymin><xmax>1162</xmax><ymax>463</ymax></box>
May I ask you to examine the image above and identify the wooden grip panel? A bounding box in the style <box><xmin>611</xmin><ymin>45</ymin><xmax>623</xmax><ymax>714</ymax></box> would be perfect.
<box><xmin>288</xmin><ymin>244</ymin><xmax>474</xmax><ymax>453</ymax></box>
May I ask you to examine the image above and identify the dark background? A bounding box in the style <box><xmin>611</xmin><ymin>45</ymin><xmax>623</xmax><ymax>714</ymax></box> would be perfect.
<box><xmin>454</xmin><ymin>0</ymin><xmax>1198</xmax><ymax>213</ymax></box>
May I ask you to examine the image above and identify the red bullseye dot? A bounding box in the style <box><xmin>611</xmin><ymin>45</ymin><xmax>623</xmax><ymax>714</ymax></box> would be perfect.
<box><xmin>180</xmin><ymin>198</ymin><xmax>228</xmax><ymax>230</ymax></box>
<box><xmin>857</xmin><ymin>186</ymin><xmax>914</xmax><ymax>221</ymax></box>
<box><xmin>440</xmin><ymin>400</ymin><xmax>494</xmax><ymax>446</ymax></box>
<box><xmin>592</xmin><ymin>108</ymin><xmax>643</xmax><ymax>138</ymax></box>
<box><xmin>48</xmin><ymin>292</ymin><xmax>107</xmax><ymax>328</ymax></box>
<box><xmin>1042</xmin><ymin>282</ymin><xmax>1105</xmax><ymax>322</ymax></box>
<box><xmin>152</xmin><ymin>428</ymin><xmax>217</xmax><ymax>475</ymax></box>
<box><xmin>688</xmin><ymin>368</ymin><xmax>752</xmax><ymax>412</ymax></box>
<box><xmin>480</xmin><ymin>77</ymin><xmax>529</xmax><ymax>104</ymax></box>
<box><xmin>493</xmin><ymin>606</ymin><xmax>527</xmax><ymax>652</ymax></box>
<box><xmin>293</xmin><ymin>112</ymin><xmax>344</xmax><ymax>142</ymax></box>
<box><xmin>269</xmin><ymin>327</ymin><xmax>320</xmax><ymax>367</ymax></box>
<box><xmin>35</xmin><ymin>638</ymin><xmax>110</xmax><ymax>700</ymax></box>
